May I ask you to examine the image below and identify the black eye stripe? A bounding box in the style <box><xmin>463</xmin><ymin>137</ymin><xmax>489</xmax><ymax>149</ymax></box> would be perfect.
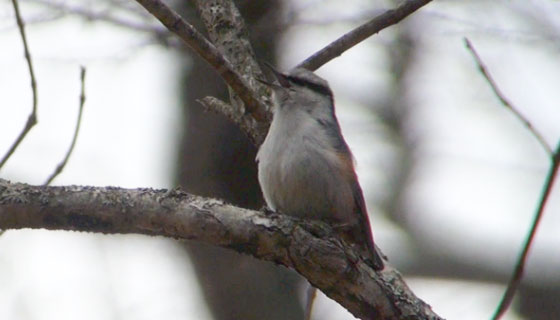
<box><xmin>286</xmin><ymin>76</ymin><xmax>333</xmax><ymax>97</ymax></box>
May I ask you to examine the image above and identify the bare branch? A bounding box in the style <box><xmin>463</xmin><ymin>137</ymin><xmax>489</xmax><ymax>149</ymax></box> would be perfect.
<box><xmin>0</xmin><ymin>179</ymin><xmax>442</xmax><ymax>320</ymax></box>
<box><xmin>43</xmin><ymin>67</ymin><xmax>87</xmax><ymax>186</ymax></box>
<box><xmin>28</xmin><ymin>0</ymin><xmax>168</xmax><ymax>35</ymax></box>
<box><xmin>464</xmin><ymin>38</ymin><xmax>553</xmax><ymax>156</ymax></box>
<box><xmin>133</xmin><ymin>0</ymin><xmax>268</xmax><ymax>122</ymax></box>
<box><xmin>464</xmin><ymin>38</ymin><xmax>560</xmax><ymax>319</ymax></box>
<box><xmin>0</xmin><ymin>0</ymin><xmax>38</xmax><ymax>171</ymax></box>
<box><xmin>493</xmin><ymin>143</ymin><xmax>560</xmax><ymax>320</ymax></box>
<box><xmin>197</xmin><ymin>97</ymin><xmax>261</xmax><ymax>144</ymax></box>
<box><xmin>296</xmin><ymin>0</ymin><xmax>432</xmax><ymax>71</ymax></box>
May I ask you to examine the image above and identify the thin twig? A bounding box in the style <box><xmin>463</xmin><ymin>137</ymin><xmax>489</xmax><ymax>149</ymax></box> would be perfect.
<box><xmin>0</xmin><ymin>0</ymin><xmax>38</xmax><ymax>171</ymax></box>
<box><xmin>43</xmin><ymin>67</ymin><xmax>86</xmax><ymax>186</ymax></box>
<box><xmin>464</xmin><ymin>38</ymin><xmax>553</xmax><ymax>156</ymax></box>
<box><xmin>28</xmin><ymin>0</ymin><xmax>169</xmax><ymax>36</ymax></box>
<box><xmin>296</xmin><ymin>0</ymin><xmax>432</xmax><ymax>71</ymax></box>
<box><xmin>197</xmin><ymin>96</ymin><xmax>260</xmax><ymax>144</ymax></box>
<box><xmin>133</xmin><ymin>0</ymin><xmax>268</xmax><ymax>122</ymax></box>
<box><xmin>492</xmin><ymin>143</ymin><xmax>560</xmax><ymax>319</ymax></box>
<box><xmin>464</xmin><ymin>38</ymin><xmax>559</xmax><ymax>319</ymax></box>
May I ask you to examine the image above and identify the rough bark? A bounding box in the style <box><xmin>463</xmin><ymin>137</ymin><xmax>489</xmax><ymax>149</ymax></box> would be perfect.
<box><xmin>174</xmin><ymin>1</ymin><xmax>302</xmax><ymax>319</ymax></box>
<box><xmin>0</xmin><ymin>179</ymin><xmax>442</xmax><ymax>320</ymax></box>
<box><xmin>1</xmin><ymin>0</ymin><xmax>443</xmax><ymax>318</ymax></box>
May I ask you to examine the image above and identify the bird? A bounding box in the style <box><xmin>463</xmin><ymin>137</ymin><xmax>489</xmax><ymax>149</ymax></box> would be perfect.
<box><xmin>256</xmin><ymin>66</ymin><xmax>384</xmax><ymax>271</ymax></box>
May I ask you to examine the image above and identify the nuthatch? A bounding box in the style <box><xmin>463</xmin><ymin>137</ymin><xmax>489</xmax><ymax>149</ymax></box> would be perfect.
<box><xmin>256</xmin><ymin>67</ymin><xmax>384</xmax><ymax>270</ymax></box>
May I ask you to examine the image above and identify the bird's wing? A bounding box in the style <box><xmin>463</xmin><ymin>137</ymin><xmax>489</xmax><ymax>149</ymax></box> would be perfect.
<box><xmin>335</xmin><ymin>147</ymin><xmax>384</xmax><ymax>270</ymax></box>
<box><xmin>349</xmin><ymin>173</ymin><xmax>384</xmax><ymax>270</ymax></box>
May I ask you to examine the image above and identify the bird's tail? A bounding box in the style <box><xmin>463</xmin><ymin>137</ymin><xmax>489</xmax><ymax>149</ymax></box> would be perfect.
<box><xmin>339</xmin><ymin>225</ymin><xmax>385</xmax><ymax>271</ymax></box>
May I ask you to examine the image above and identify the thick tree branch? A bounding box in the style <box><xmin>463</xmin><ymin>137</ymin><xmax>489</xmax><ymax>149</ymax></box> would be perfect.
<box><xmin>297</xmin><ymin>0</ymin><xmax>432</xmax><ymax>71</ymax></box>
<box><xmin>133</xmin><ymin>0</ymin><xmax>268</xmax><ymax>122</ymax></box>
<box><xmin>0</xmin><ymin>179</ymin><xmax>441</xmax><ymax>320</ymax></box>
<box><xmin>195</xmin><ymin>0</ymin><xmax>273</xmax><ymax>145</ymax></box>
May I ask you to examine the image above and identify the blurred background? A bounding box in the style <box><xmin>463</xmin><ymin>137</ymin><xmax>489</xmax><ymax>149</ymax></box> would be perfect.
<box><xmin>1</xmin><ymin>0</ymin><xmax>560</xmax><ymax>319</ymax></box>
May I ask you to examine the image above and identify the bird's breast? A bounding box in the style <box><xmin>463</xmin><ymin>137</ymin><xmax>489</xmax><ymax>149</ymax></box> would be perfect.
<box><xmin>257</xmin><ymin>122</ymin><xmax>355</xmax><ymax>222</ymax></box>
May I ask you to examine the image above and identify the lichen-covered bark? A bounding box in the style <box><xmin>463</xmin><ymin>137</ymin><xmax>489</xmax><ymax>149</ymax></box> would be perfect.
<box><xmin>134</xmin><ymin>0</ymin><xmax>268</xmax><ymax>125</ymax></box>
<box><xmin>194</xmin><ymin>0</ymin><xmax>273</xmax><ymax>145</ymax></box>
<box><xmin>177</xmin><ymin>2</ymin><xmax>301</xmax><ymax>320</ymax></box>
<box><xmin>0</xmin><ymin>179</ymin><xmax>442</xmax><ymax>320</ymax></box>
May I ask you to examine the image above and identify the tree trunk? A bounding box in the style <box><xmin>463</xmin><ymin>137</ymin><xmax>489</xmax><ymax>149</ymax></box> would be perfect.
<box><xmin>175</xmin><ymin>1</ymin><xmax>304</xmax><ymax>319</ymax></box>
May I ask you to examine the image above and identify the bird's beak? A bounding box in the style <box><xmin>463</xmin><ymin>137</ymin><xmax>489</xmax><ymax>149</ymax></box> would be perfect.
<box><xmin>262</xmin><ymin>62</ymin><xmax>291</xmax><ymax>88</ymax></box>
<box><xmin>256</xmin><ymin>77</ymin><xmax>275</xmax><ymax>87</ymax></box>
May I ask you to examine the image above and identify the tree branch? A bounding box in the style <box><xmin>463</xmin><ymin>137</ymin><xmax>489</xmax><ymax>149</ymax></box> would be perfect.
<box><xmin>197</xmin><ymin>96</ymin><xmax>260</xmax><ymax>143</ymax></box>
<box><xmin>0</xmin><ymin>178</ymin><xmax>442</xmax><ymax>320</ymax></box>
<box><xmin>493</xmin><ymin>143</ymin><xmax>560</xmax><ymax>320</ymax></box>
<box><xmin>133</xmin><ymin>0</ymin><xmax>268</xmax><ymax>122</ymax></box>
<box><xmin>195</xmin><ymin>0</ymin><xmax>273</xmax><ymax>145</ymax></box>
<box><xmin>464</xmin><ymin>38</ymin><xmax>552</xmax><ymax>156</ymax></box>
<box><xmin>465</xmin><ymin>38</ymin><xmax>560</xmax><ymax>320</ymax></box>
<box><xmin>1</xmin><ymin>0</ymin><xmax>38</xmax><ymax>171</ymax></box>
<box><xmin>28</xmin><ymin>0</ymin><xmax>168</xmax><ymax>36</ymax></box>
<box><xmin>43</xmin><ymin>67</ymin><xmax>86</xmax><ymax>186</ymax></box>
<box><xmin>296</xmin><ymin>0</ymin><xmax>433</xmax><ymax>71</ymax></box>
